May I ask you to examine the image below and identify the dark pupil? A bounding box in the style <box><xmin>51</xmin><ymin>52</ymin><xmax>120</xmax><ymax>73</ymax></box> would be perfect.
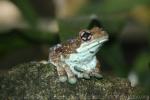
<box><xmin>81</xmin><ymin>31</ymin><xmax>91</xmax><ymax>41</ymax></box>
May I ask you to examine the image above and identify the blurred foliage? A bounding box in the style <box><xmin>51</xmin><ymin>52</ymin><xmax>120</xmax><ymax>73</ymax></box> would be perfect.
<box><xmin>59</xmin><ymin>16</ymin><xmax>125</xmax><ymax>41</ymax></box>
<box><xmin>133</xmin><ymin>52</ymin><xmax>150</xmax><ymax>92</ymax></box>
<box><xmin>0</xmin><ymin>33</ymin><xmax>29</xmax><ymax>57</ymax></box>
<box><xmin>80</xmin><ymin>0</ymin><xmax>150</xmax><ymax>14</ymax></box>
<box><xmin>99</xmin><ymin>43</ymin><xmax>128</xmax><ymax>77</ymax></box>
<box><xmin>133</xmin><ymin>52</ymin><xmax>150</xmax><ymax>74</ymax></box>
<box><xmin>10</xmin><ymin>0</ymin><xmax>58</xmax><ymax>44</ymax></box>
<box><xmin>133</xmin><ymin>52</ymin><xmax>150</xmax><ymax>90</ymax></box>
<box><xmin>11</xmin><ymin>0</ymin><xmax>38</xmax><ymax>26</ymax></box>
<box><xmin>59</xmin><ymin>18</ymin><xmax>89</xmax><ymax>41</ymax></box>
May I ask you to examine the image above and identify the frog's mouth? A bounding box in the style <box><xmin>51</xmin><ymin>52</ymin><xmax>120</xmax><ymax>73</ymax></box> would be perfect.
<box><xmin>77</xmin><ymin>35</ymin><xmax>108</xmax><ymax>52</ymax></box>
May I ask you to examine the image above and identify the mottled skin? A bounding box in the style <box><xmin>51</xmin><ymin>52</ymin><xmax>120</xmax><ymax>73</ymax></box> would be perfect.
<box><xmin>49</xmin><ymin>27</ymin><xmax>108</xmax><ymax>84</ymax></box>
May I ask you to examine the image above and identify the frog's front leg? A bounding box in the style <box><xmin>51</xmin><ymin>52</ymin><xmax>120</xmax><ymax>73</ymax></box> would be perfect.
<box><xmin>90</xmin><ymin>60</ymin><xmax>103</xmax><ymax>79</ymax></box>
<box><xmin>56</xmin><ymin>62</ymin><xmax>67</xmax><ymax>82</ymax></box>
<box><xmin>55</xmin><ymin>60</ymin><xmax>76</xmax><ymax>84</ymax></box>
<box><xmin>56</xmin><ymin>62</ymin><xmax>77</xmax><ymax>84</ymax></box>
<box><xmin>64</xmin><ymin>65</ymin><xmax>77</xmax><ymax>84</ymax></box>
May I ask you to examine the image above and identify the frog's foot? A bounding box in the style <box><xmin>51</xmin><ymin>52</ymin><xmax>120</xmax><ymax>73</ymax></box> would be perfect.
<box><xmin>59</xmin><ymin>75</ymin><xmax>67</xmax><ymax>82</ymax></box>
<box><xmin>76</xmin><ymin>73</ymin><xmax>90</xmax><ymax>79</ymax></box>
<box><xmin>83</xmin><ymin>73</ymin><xmax>90</xmax><ymax>79</ymax></box>
<box><xmin>94</xmin><ymin>73</ymin><xmax>103</xmax><ymax>79</ymax></box>
<box><xmin>68</xmin><ymin>77</ymin><xmax>77</xmax><ymax>84</ymax></box>
<box><xmin>56</xmin><ymin>65</ymin><xmax>67</xmax><ymax>82</ymax></box>
<box><xmin>90</xmin><ymin>72</ymin><xmax>103</xmax><ymax>79</ymax></box>
<box><xmin>64</xmin><ymin>66</ymin><xmax>77</xmax><ymax>84</ymax></box>
<box><xmin>77</xmin><ymin>73</ymin><xmax>83</xmax><ymax>78</ymax></box>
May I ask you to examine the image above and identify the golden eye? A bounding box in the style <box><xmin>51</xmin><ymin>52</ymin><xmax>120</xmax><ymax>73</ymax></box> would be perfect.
<box><xmin>80</xmin><ymin>31</ymin><xmax>92</xmax><ymax>41</ymax></box>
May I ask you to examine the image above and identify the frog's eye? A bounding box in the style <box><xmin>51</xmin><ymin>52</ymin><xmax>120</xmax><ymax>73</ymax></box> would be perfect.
<box><xmin>80</xmin><ymin>31</ymin><xmax>92</xmax><ymax>41</ymax></box>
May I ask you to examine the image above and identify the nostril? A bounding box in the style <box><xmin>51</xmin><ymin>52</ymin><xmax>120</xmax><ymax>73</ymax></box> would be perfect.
<box><xmin>101</xmin><ymin>31</ymin><xmax>105</xmax><ymax>34</ymax></box>
<box><xmin>102</xmin><ymin>31</ymin><xmax>108</xmax><ymax>36</ymax></box>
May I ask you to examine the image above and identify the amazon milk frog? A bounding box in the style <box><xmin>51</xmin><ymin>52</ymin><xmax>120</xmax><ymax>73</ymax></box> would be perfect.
<box><xmin>49</xmin><ymin>27</ymin><xmax>108</xmax><ymax>84</ymax></box>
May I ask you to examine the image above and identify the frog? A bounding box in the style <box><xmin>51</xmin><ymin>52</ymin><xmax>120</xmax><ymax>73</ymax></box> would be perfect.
<box><xmin>49</xmin><ymin>27</ymin><xmax>108</xmax><ymax>84</ymax></box>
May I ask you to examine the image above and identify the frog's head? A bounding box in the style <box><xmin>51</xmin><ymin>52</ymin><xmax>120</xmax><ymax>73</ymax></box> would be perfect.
<box><xmin>76</xmin><ymin>27</ymin><xmax>108</xmax><ymax>53</ymax></box>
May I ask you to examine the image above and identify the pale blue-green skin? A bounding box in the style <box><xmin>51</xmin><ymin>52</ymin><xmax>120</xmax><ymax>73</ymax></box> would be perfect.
<box><xmin>61</xmin><ymin>37</ymin><xmax>108</xmax><ymax>77</ymax></box>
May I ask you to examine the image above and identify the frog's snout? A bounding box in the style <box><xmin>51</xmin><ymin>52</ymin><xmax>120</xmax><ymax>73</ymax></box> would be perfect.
<box><xmin>98</xmin><ymin>35</ymin><xmax>109</xmax><ymax>44</ymax></box>
<box><xmin>101</xmin><ymin>30</ymin><xmax>108</xmax><ymax>36</ymax></box>
<box><xmin>102</xmin><ymin>32</ymin><xmax>109</xmax><ymax>41</ymax></box>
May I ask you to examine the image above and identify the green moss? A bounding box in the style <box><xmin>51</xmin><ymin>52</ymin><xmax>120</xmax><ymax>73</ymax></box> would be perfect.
<box><xmin>0</xmin><ymin>62</ymin><xmax>148</xmax><ymax>99</ymax></box>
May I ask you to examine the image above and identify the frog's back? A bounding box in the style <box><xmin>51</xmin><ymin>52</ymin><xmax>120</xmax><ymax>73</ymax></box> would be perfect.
<box><xmin>49</xmin><ymin>38</ymin><xmax>81</xmax><ymax>65</ymax></box>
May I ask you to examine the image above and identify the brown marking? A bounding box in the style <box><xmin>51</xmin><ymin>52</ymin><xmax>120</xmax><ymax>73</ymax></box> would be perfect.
<box><xmin>55</xmin><ymin>47</ymin><xmax>63</xmax><ymax>52</ymax></box>
<box><xmin>49</xmin><ymin>37</ymin><xmax>81</xmax><ymax>64</ymax></box>
<box><xmin>60</xmin><ymin>38</ymin><xmax>81</xmax><ymax>54</ymax></box>
<box><xmin>63</xmin><ymin>64</ymin><xmax>76</xmax><ymax>79</ymax></box>
<box><xmin>78</xmin><ymin>27</ymin><xmax>108</xmax><ymax>43</ymax></box>
<box><xmin>56</xmin><ymin>63</ymin><xmax>66</xmax><ymax>76</ymax></box>
<box><xmin>49</xmin><ymin>27</ymin><xmax>108</xmax><ymax>64</ymax></box>
<box><xmin>90</xmin><ymin>27</ymin><xmax>107</xmax><ymax>40</ymax></box>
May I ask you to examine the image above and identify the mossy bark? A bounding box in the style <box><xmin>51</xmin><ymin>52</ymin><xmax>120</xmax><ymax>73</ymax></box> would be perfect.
<box><xmin>0</xmin><ymin>62</ymin><xmax>148</xmax><ymax>99</ymax></box>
